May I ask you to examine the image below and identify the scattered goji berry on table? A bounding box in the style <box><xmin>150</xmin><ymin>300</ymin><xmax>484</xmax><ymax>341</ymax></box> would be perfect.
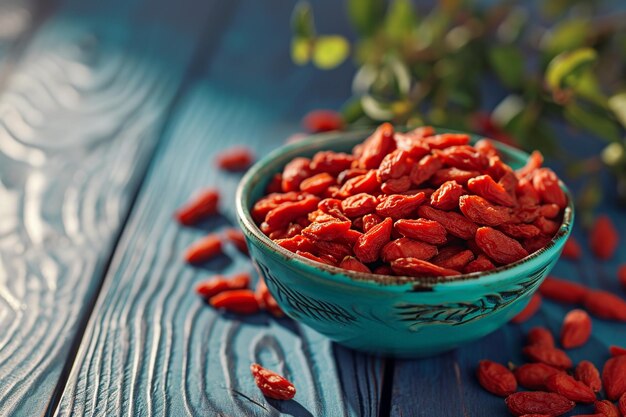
<box><xmin>561</xmin><ymin>237</ymin><xmax>582</xmax><ymax>260</ymax></box>
<box><xmin>594</xmin><ymin>399</ymin><xmax>620</xmax><ymax>417</ymax></box>
<box><xmin>196</xmin><ymin>273</ymin><xmax>250</xmax><ymax>299</ymax></box>
<box><xmin>589</xmin><ymin>215</ymin><xmax>619</xmax><ymax>260</ymax></box>
<box><xmin>476</xmin><ymin>360</ymin><xmax>517</xmax><ymax>397</ymax></box>
<box><xmin>602</xmin><ymin>355</ymin><xmax>626</xmax><ymax>400</ymax></box>
<box><xmin>250</xmin><ymin>363</ymin><xmax>296</xmax><ymax>400</ymax></box>
<box><xmin>209</xmin><ymin>289</ymin><xmax>260</xmax><ymax>314</ymax></box>
<box><xmin>223</xmin><ymin>228</ymin><xmax>249</xmax><ymax>255</ymax></box>
<box><xmin>582</xmin><ymin>290</ymin><xmax>626</xmax><ymax>322</ymax></box>
<box><xmin>538</xmin><ymin>276</ymin><xmax>589</xmax><ymax>305</ymax></box>
<box><xmin>514</xmin><ymin>363</ymin><xmax>562</xmax><ymax>390</ymax></box>
<box><xmin>523</xmin><ymin>344</ymin><xmax>572</xmax><ymax>369</ymax></box>
<box><xmin>544</xmin><ymin>372</ymin><xmax>596</xmax><ymax>403</ymax></box>
<box><xmin>255</xmin><ymin>278</ymin><xmax>284</xmax><ymax>317</ymax></box>
<box><xmin>505</xmin><ymin>391</ymin><xmax>575</xmax><ymax>416</ymax></box>
<box><xmin>575</xmin><ymin>361</ymin><xmax>602</xmax><ymax>393</ymax></box>
<box><xmin>510</xmin><ymin>294</ymin><xmax>542</xmax><ymax>324</ymax></box>
<box><xmin>560</xmin><ymin>309</ymin><xmax>592</xmax><ymax>349</ymax></box>
<box><xmin>184</xmin><ymin>234</ymin><xmax>222</xmax><ymax>264</ymax></box>
<box><xmin>216</xmin><ymin>147</ymin><xmax>254</xmax><ymax>171</ymax></box>
<box><xmin>609</xmin><ymin>345</ymin><xmax>626</xmax><ymax>357</ymax></box>
<box><xmin>527</xmin><ymin>327</ymin><xmax>555</xmax><ymax>348</ymax></box>
<box><xmin>175</xmin><ymin>188</ymin><xmax>219</xmax><ymax>225</ymax></box>
<box><xmin>619</xmin><ymin>392</ymin><xmax>626</xmax><ymax>416</ymax></box>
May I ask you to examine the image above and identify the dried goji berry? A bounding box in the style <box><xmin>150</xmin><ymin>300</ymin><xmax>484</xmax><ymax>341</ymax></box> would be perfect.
<box><xmin>610</xmin><ymin>345</ymin><xmax>626</xmax><ymax>357</ymax></box>
<box><xmin>505</xmin><ymin>391</ymin><xmax>574</xmax><ymax>416</ymax></box>
<box><xmin>381</xmin><ymin>176</ymin><xmax>412</xmax><ymax>194</ymax></box>
<box><xmin>357</xmin><ymin>123</ymin><xmax>395</xmax><ymax>169</ymax></box>
<box><xmin>432</xmin><ymin>248</ymin><xmax>474</xmax><ymax>270</ymax></box>
<box><xmin>561</xmin><ymin>237</ymin><xmax>582</xmax><ymax>260</ymax></box>
<box><xmin>511</xmin><ymin>294</ymin><xmax>542</xmax><ymax>324</ymax></box>
<box><xmin>459</xmin><ymin>195</ymin><xmax>512</xmax><ymax>226</ymax></box>
<box><xmin>424</xmin><ymin>133</ymin><xmax>470</xmax><ymax>149</ymax></box>
<box><xmin>523</xmin><ymin>344</ymin><xmax>573</xmax><ymax>369</ymax></box>
<box><xmin>339</xmin><ymin>256</ymin><xmax>372</xmax><ymax>273</ymax></box>
<box><xmin>499</xmin><ymin>223</ymin><xmax>541</xmax><ymax>239</ymax></box>
<box><xmin>196</xmin><ymin>273</ymin><xmax>250</xmax><ymax>299</ymax></box>
<box><xmin>534</xmin><ymin>217</ymin><xmax>559</xmax><ymax>236</ymax></box>
<box><xmin>514</xmin><ymin>363</ymin><xmax>562</xmax><ymax>390</ymax></box>
<box><xmin>378</xmin><ymin>149</ymin><xmax>411</xmax><ymax>181</ymax></box>
<box><xmin>250</xmin><ymin>363</ymin><xmax>296</xmax><ymax>400</ymax></box>
<box><xmin>437</xmin><ymin>145</ymin><xmax>489</xmax><ymax>171</ymax></box>
<box><xmin>561</xmin><ymin>309</ymin><xmax>592</xmax><ymax>349</ymax></box>
<box><xmin>463</xmin><ymin>254</ymin><xmax>496</xmax><ymax>273</ymax></box>
<box><xmin>516</xmin><ymin>150</ymin><xmax>544</xmax><ymax>179</ymax></box>
<box><xmin>583</xmin><ymin>290</ymin><xmax>626</xmax><ymax>322</ymax></box>
<box><xmin>602</xmin><ymin>355</ymin><xmax>626</xmax><ymax>400</ymax></box>
<box><xmin>224</xmin><ymin>228</ymin><xmax>249</xmax><ymax>255</ymax></box>
<box><xmin>281</xmin><ymin>157</ymin><xmax>312</xmax><ymax>192</ymax></box>
<box><xmin>527</xmin><ymin>327</ymin><xmax>555</xmax><ymax>348</ymax></box>
<box><xmin>376</xmin><ymin>192</ymin><xmax>426</xmax><ymax>219</ymax></box>
<box><xmin>301</xmin><ymin>219</ymin><xmax>352</xmax><ymax>241</ymax></box>
<box><xmin>296</xmin><ymin>250</ymin><xmax>335</xmax><ymax>266</ymax></box>
<box><xmin>216</xmin><ymin>147</ymin><xmax>254</xmax><ymax>171</ymax></box>
<box><xmin>210</xmin><ymin>289</ymin><xmax>260</xmax><ymax>314</ymax></box>
<box><xmin>185</xmin><ymin>234</ymin><xmax>223</xmax><ymax>264</ymax></box>
<box><xmin>476</xmin><ymin>360</ymin><xmax>517</xmax><ymax>397</ymax></box>
<box><xmin>430</xmin><ymin>180</ymin><xmax>465</xmax><ymax>210</ymax></box>
<box><xmin>252</xmin><ymin>192</ymin><xmax>301</xmax><ymax>223</ymax></box>
<box><xmin>620</xmin><ymin>392</ymin><xmax>626</xmax><ymax>416</ymax></box>
<box><xmin>594</xmin><ymin>399</ymin><xmax>620</xmax><ymax>417</ymax></box>
<box><xmin>337</xmin><ymin>168</ymin><xmax>368</xmax><ymax>184</ymax></box>
<box><xmin>618</xmin><ymin>264</ymin><xmax>626</xmax><ymax>289</ymax></box>
<box><xmin>394</xmin><ymin>218</ymin><xmax>448</xmax><ymax>245</ymax></box>
<box><xmin>390</xmin><ymin>257</ymin><xmax>460</xmax><ymax>277</ymax></box>
<box><xmin>532</xmin><ymin>168</ymin><xmax>567</xmax><ymax>209</ymax></box>
<box><xmin>467</xmin><ymin>174</ymin><xmax>515</xmax><ymax>207</ymax></box>
<box><xmin>394</xmin><ymin>130</ymin><xmax>431</xmax><ymax>158</ymax></box>
<box><xmin>302</xmin><ymin>109</ymin><xmax>343</xmax><ymax>133</ymax></box>
<box><xmin>373</xmin><ymin>265</ymin><xmax>395</xmax><ymax>275</ymax></box>
<box><xmin>275</xmin><ymin>235</ymin><xmax>315</xmax><ymax>253</ymax></box>
<box><xmin>590</xmin><ymin>215</ymin><xmax>619</xmax><ymax>260</ymax></box>
<box><xmin>314</xmin><ymin>240</ymin><xmax>353</xmax><ymax>260</ymax></box>
<box><xmin>309</xmin><ymin>151</ymin><xmax>353</xmax><ymax>175</ymax></box>
<box><xmin>516</xmin><ymin>178</ymin><xmax>541</xmax><ymax>207</ymax></box>
<box><xmin>409</xmin><ymin>154</ymin><xmax>443</xmax><ymax>186</ymax></box>
<box><xmin>522</xmin><ymin>234</ymin><xmax>553</xmax><ymax>254</ymax></box>
<box><xmin>299</xmin><ymin>173</ymin><xmax>336</xmax><ymax>195</ymax></box>
<box><xmin>475</xmin><ymin>227</ymin><xmax>529</xmax><ymax>264</ymax></box>
<box><xmin>475</xmin><ymin>138</ymin><xmax>499</xmax><ymax>158</ymax></box>
<box><xmin>539</xmin><ymin>204</ymin><xmax>560</xmax><ymax>219</ymax></box>
<box><xmin>175</xmin><ymin>188</ymin><xmax>220</xmax><ymax>225</ymax></box>
<box><xmin>255</xmin><ymin>278</ymin><xmax>284</xmax><ymax>317</ymax></box>
<box><xmin>418</xmin><ymin>205</ymin><xmax>478</xmax><ymax>240</ymax></box>
<box><xmin>430</xmin><ymin>167</ymin><xmax>481</xmax><ymax>186</ymax></box>
<box><xmin>575</xmin><ymin>361</ymin><xmax>602</xmax><ymax>393</ymax></box>
<box><xmin>341</xmin><ymin>193</ymin><xmax>378</xmax><ymax>217</ymax></box>
<box><xmin>354</xmin><ymin>217</ymin><xmax>393</xmax><ymax>263</ymax></box>
<box><xmin>265</xmin><ymin>196</ymin><xmax>321</xmax><ymax>231</ymax></box>
<box><xmin>537</xmin><ymin>276</ymin><xmax>588</xmax><ymax>304</ymax></box>
<box><xmin>545</xmin><ymin>372</ymin><xmax>596</xmax><ymax>403</ymax></box>
<box><xmin>362</xmin><ymin>213</ymin><xmax>383</xmax><ymax>232</ymax></box>
<box><xmin>338</xmin><ymin>169</ymin><xmax>380</xmax><ymax>196</ymax></box>
<box><xmin>381</xmin><ymin>238</ymin><xmax>438</xmax><ymax>262</ymax></box>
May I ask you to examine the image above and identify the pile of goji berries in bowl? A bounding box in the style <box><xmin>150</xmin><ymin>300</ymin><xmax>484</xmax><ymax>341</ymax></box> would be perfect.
<box><xmin>235</xmin><ymin>124</ymin><xmax>574</xmax><ymax>357</ymax></box>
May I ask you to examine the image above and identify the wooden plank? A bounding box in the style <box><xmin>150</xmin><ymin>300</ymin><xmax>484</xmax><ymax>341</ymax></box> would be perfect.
<box><xmin>390</xmin><ymin>189</ymin><xmax>626</xmax><ymax>415</ymax></box>
<box><xmin>54</xmin><ymin>2</ymin><xmax>385</xmax><ymax>416</ymax></box>
<box><xmin>0</xmin><ymin>0</ymin><xmax>222</xmax><ymax>414</ymax></box>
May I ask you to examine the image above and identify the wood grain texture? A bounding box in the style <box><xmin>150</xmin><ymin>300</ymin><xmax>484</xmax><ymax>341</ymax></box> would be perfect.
<box><xmin>390</xmin><ymin>196</ymin><xmax>626</xmax><ymax>417</ymax></box>
<box><xmin>0</xmin><ymin>0</ymin><xmax>219</xmax><ymax>414</ymax></box>
<box><xmin>54</xmin><ymin>2</ymin><xmax>385</xmax><ymax>416</ymax></box>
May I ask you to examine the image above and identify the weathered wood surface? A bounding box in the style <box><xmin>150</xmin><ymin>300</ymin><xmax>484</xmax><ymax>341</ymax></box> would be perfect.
<box><xmin>0</xmin><ymin>0</ymin><xmax>220</xmax><ymax>414</ymax></box>
<box><xmin>54</xmin><ymin>1</ymin><xmax>385</xmax><ymax>416</ymax></box>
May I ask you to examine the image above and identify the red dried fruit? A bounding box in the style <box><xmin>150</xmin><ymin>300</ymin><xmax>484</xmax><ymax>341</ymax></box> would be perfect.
<box><xmin>252</xmin><ymin>192</ymin><xmax>301</xmax><ymax>223</ymax></box>
<box><xmin>196</xmin><ymin>273</ymin><xmax>250</xmax><ymax>299</ymax></box>
<box><xmin>250</xmin><ymin>363</ymin><xmax>296</xmax><ymax>400</ymax></box>
<box><xmin>376</xmin><ymin>192</ymin><xmax>426</xmax><ymax>219</ymax></box>
<box><xmin>516</xmin><ymin>150</ymin><xmax>544</xmax><ymax>179</ymax></box>
<box><xmin>532</xmin><ymin>168</ymin><xmax>567</xmax><ymax>209</ymax></box>
<box><xmin>265</xmin><ymin>196</ymin><xmax>321</xmax><ymax>231</ymax></box>
<box><xmin>523</xmin><ymin>344</ymin><xmax>573</xmax><ymax>369</ymax></box>
<box><xmin>390</xmin><ymin>257</ymin><xmax>459</xmax><ymax>277</ymax></box>
<box><xmin>296</xmin><ymin>250</ymin><xmax>335</xmax><ymax>265</ymax></box>
<box><xmin>409</xmin><ymin>154</ymin><xmax>443</xmax><ymax>186</ymax></box>
<box><xmin>437</xmin><ymin>145</ymin><xmax>489</xmax><ymax>171</ymax></box>
<box><xmin>255</xmin><ymin>278</ymin><xmax>284</xmax><ymax>317</ymax></box>
<box><xmin>418</xmin><ymin>205</ymin><xmax>478</xmax><ymax>240</ymax></box>
<box><xmin>433</xmin><ymin>249</ymin><xmax>474</xmax><ymax>270</ymax></box>
<box><xmin>314</xmin><ymin>240</ymin><xmax>353</xmax><ymax>260</ymax></box>
<box><xmin>610</xmin><ymin>345</ymin><xmax>626</xmax><ymax>357</ymax></box>
<box><xmin>618</xmin><ymin>265</ymin><xmax>626</xmax><ymax>289</ymax></box>
<box><xmin>539</xmin><ymin>204</ymin><xmax>560</xmax><ymax>219</ymax></box>
<box><xmin>424</xmin><ymin>133</ymin><xmax>470</xmax><ymax>149</ymax></box>
<box><xmin>224</xmin><ymin>228</ymin><xmax>249</xmax><ymax>255</ymax></box>
<box><xmin>301</xmin><ymin>219</ymin><xmax>352</xmax><ymax>241</ymax></box>
<box><xmin>394</xmin><ymin>129</ymin><xmax>431</xmax><ymax>158</ymax></box>
<box><xmin>561</xmin><ymin>309</ymin><xmax>592</xmax><ymax>349</ymax></box>
<box><xmin>430</xmin><ymin>167</ymin><xmax>481</xmax><ymax>186</ymax></box>
<box><xmin>583</xmin><ymin>290</ymin><xmax>626</xmax><ymax>322</ymax></box>
<box><xmin>514</xmin><ymin>363</ymin><xmax>562</xmax><ymax>390</ymax></box>
<box><xmin>299</xmin><ymin>173</ymin><xmax>336</xmax><ymax>195</ymax></box>
<box><xmin>538</xmin><ymin>276</ymin><xmax>588</xmax><ymax>304</ymax></box>
<box><xmin>620</xmin><ymin>392</ymin><xmax>626</xmax><ymax>416</ymax></box>
<box><xmin>175</xmin><ymin>189</ymin><xmax>220</xmax><ymax>225</ymax></box>
<box><xmin>357</xmin><ymin>123</ymin><xmax>395</xmax><ymax>169</ymax></box>
<box><xmin>505</xmin><ymin>391</ymin><xmax>575</xmax><ymax>416</ymax></box>
<box><xmin>463</xmin><ymin>254</ymin><xmax>496</xmax><ymax>273</ymax></box>
<box><xmin>339</xmin><ymin>256</ymin><xmax>371</xmax><ymax>273</ymax></box>
<box><xmin>381</xmin><ymin>176</ymin><xmax>412</xmax><ymax>194</ymax></box>
<box><xmin>499</xmin><ymin>223</ymin><xmax>541</xmax><ymax>239</ymax></box>
<box><xmin>338</xmin><ymin>169</ymin><xmax>380</xmax><ymax>196</ymax></box>
<box><xmin>373</xmin><ymin>265</ymin><xmax>394</xmax><ymax>275</ymax></box>
<box><xmin>210</xmin><ymin>289</ymin><xmax>260</xmax><ymax>314</ymax></box>
<box><xmin>534</xmin><ymin>217</ymin><xmax>559</xmax><ymax>236</ymax></box>
<box><xmin>430</xmin><ymin>180</ymin><xmax>465</xmax><ymax>210</ymax></box>
<box><xmin>341</xmin><ymin>193</ymin><xmax>378</xmax><ymax>217</ymax></box>
<box><xmin>589</xmin><ymin>215</ymin><xmax>619</xmax><ymax>260</ymax></box>
<box><xmin>394</xmin><ymin>218</ymin><xmax>447</xmax><ymax>245</ymax></box>
<box><xmin>475</xmin><ymin>227</ymin><xmax>529</xmax><ymax>264</ymax></box>
<box><xmin>527</xmin><ymin>327</ymin><xmax>555</xmax><ymax>348</ymax></box>
<box><xmin>476</xmin><ymin>360</ymin><xmax>517</xmax><ymax>397</ymax></box>
<box><xmin>282</xmin><ymin>157</ymin><xmax>311</xmax><ymax>192</ymax></box>
<box><xmin>468</xmin><ymin>174</ymin><xmax>515</xmax><ymax>207</ymax></box>
<box><xmin>216</xmin><ymin>147</ymin><xmax>254</xmax><ymax>171</ymax></box>
<box><xmin>302</xmin><ymin>109</ymin><xmax>343</xmax><ymax>133</ymax></box>
<box><xmin>459</xmin><ymin>195</ymin><xmax>511</xmax><ymax>226</ymax></box>
<box><xmin>516</xmin><ymin>178</ymin><xmax>541</xmax><ymax>207</ymax></box>
<box><xmin>275</xmin><ymin>235</ymin><xmax>315</xmax><ymax>253</ymax></box>
<box><xmin>378</xmin><ymin>149</ymin><xmax>411</xmax><ymax>181</ymax></box>
<box><xmin>522</xmin><ymin>234</ymin><xmax>553</xmax><ymax>254</ymax></box>
<box><xmin>511</xmin><ymin>294</ymin><xmax>542</xmax><ymax>324</ymax></box>
<box><xmin>595</xmin><ymin>399</ymin><xmax>620</xmax><ymax>417</ymax></box>
<box><xmin>362</xmin><ymin>213</ymin><xmax>383</xmax><ymax>232</ymax></box>
<box><xmin>310</xmin><ymin>151</ymin><xmax>353</xmax><ymax>175</ymax></box>
<box><xmin>381</xmin><ymin>238</ymin><xmax>438</xmax><ymax>262</ymax></box>
<box><xmin>354</xmin><ymin>217</ymin><xmax>393</xmax><ymax>263</ymax></box>
<box><xmin>603</xmin><ymin>355</ymin><xmax>626</xmax><ymax>400</ymax></box>
<box><xmin>545</xmin><ymin>372</ymin><xmax>596</xmax><ymax>403</ymax></box>
<box><xmin>475</xmin><ymin>139</ymin><xmax>499</xmax><ymax>158</ymax></box>
<box><xmin>185</xmin><ymin>235</ymin><xmax>223</xmax><ymax>264</ymax></box>
<box><xmin>575</xmin><ymin>361</ymin><xmax>602</xmax><ymax>393</ymax></box>
<box><xmin>266</xmin><ymin>174</ymin><xmax>283</xmax><ymax>194</ymax></box>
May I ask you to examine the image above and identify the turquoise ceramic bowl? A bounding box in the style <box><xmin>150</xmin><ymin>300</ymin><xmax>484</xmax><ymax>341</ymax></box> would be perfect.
<box><xmin>236</xmin><ymin>130</ymin><xmax>574</xmax><ymax>357</ymax></box>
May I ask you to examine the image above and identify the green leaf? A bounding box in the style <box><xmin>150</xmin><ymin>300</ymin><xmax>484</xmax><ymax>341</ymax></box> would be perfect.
<box><xmin>341</xmin><ymin>98</ymin><xmax>365</xmax><ymax>124</ymax></box>
<box><xmin>564</xmin><ymin>103</ymin><xmax>620</xmax><ymax>142</ymax></box>
<box><xmin>291</xmin><ymin>38</ymin><xmax>311</xmax><ymax>65</ymax></box>
<box><xmin>291</xmin><ymin>1</ymin><xmax>315</xmax><ymax>39</ymax></box>
<box><xmin>571</xmin><ymin>71</ymin><xmax>607</xmax><ymax>107</ymax></box>
<box><xmin>384</xmin><ymin>0</ymin><xmax>417</xmax><ymax>42</ymax></box>
<box><xmin>608</xmin><ymin>93</ymin><xmax>626</xmax><ymax>128</ymax></box>
<box><xmin>545</xmin><ymin>48</ymin><xmax>597</xmax><ymax>91</ymax></box>
<box><xmin>541</xmin><ymin>19</ymin><xmax>589</xmax><ymax>56</ymax></box>
<box><xmin>312</xmin><ymin>35</ymin><xmax>350</xmax><ymax>69</ymax></box>
<box><xmin>361</xmin><ymin>95</ymin><xmax>394</xmax><ymax>121</ymax></box>
<box><xmin>488</xmin><ymin>46</ymin><xmax>524</xmax><ymax>88</ymax></box>
<box><xmin>346</xmin><ymin>0</ymin><xmax>385</xmax><ymax>36</ymax></box>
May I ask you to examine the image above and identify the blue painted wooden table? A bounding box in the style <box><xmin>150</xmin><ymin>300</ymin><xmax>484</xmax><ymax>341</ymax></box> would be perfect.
<box><xmin>0</xmin><ymin>1</ymin><xmax>624</xmax><ymax>416</ymax></box>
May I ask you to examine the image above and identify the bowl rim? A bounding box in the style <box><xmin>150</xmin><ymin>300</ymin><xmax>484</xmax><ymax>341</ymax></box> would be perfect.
<box><xmin>235</xmin><ymin>128</ymin><xmax>574</xmax><ymax>290</ymax></box>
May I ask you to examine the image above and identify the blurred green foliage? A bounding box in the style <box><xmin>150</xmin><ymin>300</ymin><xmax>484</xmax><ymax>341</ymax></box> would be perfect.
<box><xmin>290</xmin><ymin>0</ymin><xmax>626</xmax><ymax>210</ymax></box>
